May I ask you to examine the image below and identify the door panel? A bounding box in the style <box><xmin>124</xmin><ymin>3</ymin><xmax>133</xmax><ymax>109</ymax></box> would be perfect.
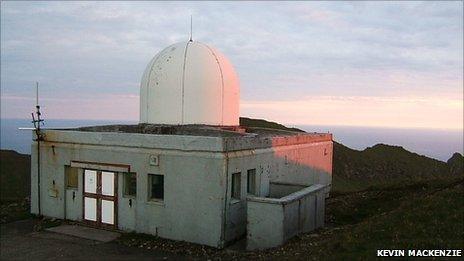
<box><xmin>84</xmin><ymin>197</ymin><xmax>97</xmax><ymax>221</ymax></box>
<box><xmin>101</xmin><ymin>200</ymin><xmax>114</xmax><ymax>224</ymax></box>
<box><xmin>65</xmin><ymin>169</ymin><xmax>83</xmax><ymax>221</ymax></box>
<box><xmin>84</xmin><ymin>170</ymin><xmax>97</xmax><ymax>193</ymax></box>
<box><xmin>101</xmin><ymin>171</ymin><xmax>115</xmax><ymax>196</ymax></box>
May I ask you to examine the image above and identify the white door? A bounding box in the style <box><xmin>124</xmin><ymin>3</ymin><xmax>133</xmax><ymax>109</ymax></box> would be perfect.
<box><xmin>83</xmin><ymin>169</ymin><xmax>118</xmax><ymax>228</ymax></box>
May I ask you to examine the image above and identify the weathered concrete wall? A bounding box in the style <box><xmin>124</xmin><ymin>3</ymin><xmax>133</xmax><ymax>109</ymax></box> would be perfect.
<box><xmin>30</xmin><ymin>129</ymin><xmax>332</xmax><ymax>249</ymax></box>
<box><xmin>224</xmin><ymin>139</ymin><xmax>332</xmax><ymax>242</ymax></box>
<box><xmin>246</xmin><ymin>184</ymin><xmax>326</xmax><ymax>250</ymax></box>
<box><xmin>268</xmin><ymin>141</ymin><xmax>333</xmax><ymax>187</ymax></box>
<box><xmin>30</xmin><ymin>131</ymin><xmax>228</xmax><ymax>248</ymax></box>
<box><xmin>247</xmin><ymin>200</ymin><xmax>284</xmax><ymax>250</ymax></box>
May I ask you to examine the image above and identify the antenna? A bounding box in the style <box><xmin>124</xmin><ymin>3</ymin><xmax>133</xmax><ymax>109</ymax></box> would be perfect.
<box><xmin>32</xmin><ymin>81</ymin><xmax>44</xmax><ymax>216</ymax></box>
<box><xmin>33</xmin><ymin>82</ymin><xmax>44</xmax><ymax>130</ymax></box>
<box><xmin>189</xmin><ymin>15</ymin><xmax>193</xmax><ymax>42</ymax></box>
<box><xmin>36</xmin><ymin>81</ymin><xmax>39</xmax><ymax>107</ymax></box>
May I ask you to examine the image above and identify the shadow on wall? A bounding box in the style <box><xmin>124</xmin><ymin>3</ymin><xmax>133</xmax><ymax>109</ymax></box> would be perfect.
<box><xmin>245</xmin><ymin>134</ymin><xmax>333</xmax><ymax>250</ymax></box>
<box><xmin>270</xmin><ymin>134</ymin><xmax>333</xmax><ymax>188</ymax></box>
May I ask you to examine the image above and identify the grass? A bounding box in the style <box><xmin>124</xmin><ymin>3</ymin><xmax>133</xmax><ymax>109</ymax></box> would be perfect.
<box><xmin>0</xmin><ymin>199</ymin><xmax>31</xmax><ymax>224</ymax></box>
<box><xmin>314</xmin><ymin>181</ymin><xmax>464</xmax><ymax>260</ymax></box>
<box><xmin>0</xmin><ymin>150</ymin><xmax>30</xmax><ymax>203</ymax></box>
<box><xmin>115</xmin><ymin>176</ymin><xmax>464</xmax><ymax>260</ymax></box>
<box><xmin>256</xmin><ymin>176</ymin><xmax>464</xmax><ymax>260</ymax></box>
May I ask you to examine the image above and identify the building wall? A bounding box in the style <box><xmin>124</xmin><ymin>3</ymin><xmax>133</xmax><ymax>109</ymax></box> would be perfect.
<box><xmin>224</xmin><ymin>140</ymin><xmax>333</xmax><ymax>243</ymax></box>
<box><xmin>246</xmin><ymin>184</ymin><xmax>326</xmax><ymax>250</ymax></box>
<box><xmin>30</xmin><ymin>130</ymin><xmax>332</xmax><ymax>248</ymax></box>
<box><xmin>247</xmin><ymin>200</ymin><xmax>284</xmax><ymax>250</ymax></box>
<box><xmin>31</xmin><ymin>140</ymin><xmax>227</xmax><ymax>248</ymax></box>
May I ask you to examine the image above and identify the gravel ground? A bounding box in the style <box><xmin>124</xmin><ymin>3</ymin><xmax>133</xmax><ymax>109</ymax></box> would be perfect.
<box><xmin>0</xmin><ymin>218</ymin><xmax>183</xmax><ymax>260</ymax></box>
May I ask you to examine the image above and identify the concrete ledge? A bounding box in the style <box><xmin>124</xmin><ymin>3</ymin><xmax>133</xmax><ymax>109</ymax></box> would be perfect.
<box><xmin>247</xmin><ymin>184</ymin><xmax>326</xmax><ymax>205</ymax></box>
<box><xmin>37</xmin><ymin>130</ymin><xmax>332</xmax><ymax>153</ymax></box>
<box><xmin>41</xmin><ymin>130</ymin><xmax>225</xmax><ymax>152</ymax></box>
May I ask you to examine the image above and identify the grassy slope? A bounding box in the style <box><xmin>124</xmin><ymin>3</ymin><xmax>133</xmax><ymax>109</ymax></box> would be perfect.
<box><xmin>239</xmin><ymin>117</ymin><xmax>305</xmax><ymax>132</ymax></box>
<box><xmin>332</xmin><ymin>142</ymin><xmax>455</xmax><ymax>193</ymax></box>
<box><xmin>0</xmin><ymin>150</ymin><xmax>30</xmax><ymax>203</ymax></box>
<box><xmin>267</xmin><ymin>178</ymin><xmax>464</xmax><ymax>260</ymax></box>
<box><xmin>0</xmin><ymin>150</ymin><xmax>31</xmax><ymax>223</ymax></box>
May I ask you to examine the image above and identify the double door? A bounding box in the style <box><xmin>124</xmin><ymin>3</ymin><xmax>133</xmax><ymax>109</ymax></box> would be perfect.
<box><xmin>83</xmin><ymin>169</ymin><xmax>118</xmax><ymax>228</ymax></box>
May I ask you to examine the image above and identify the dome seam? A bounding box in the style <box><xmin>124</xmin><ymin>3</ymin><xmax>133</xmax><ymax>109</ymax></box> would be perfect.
<box><xmin>181</xmin><ymin>41</ymin><xmax>192</xmax><ymax>124</ymax></box>
<box><xmin>199</xmin><ymin>42</ymin><xmax>225</xmax><ymax>125</ymax></box>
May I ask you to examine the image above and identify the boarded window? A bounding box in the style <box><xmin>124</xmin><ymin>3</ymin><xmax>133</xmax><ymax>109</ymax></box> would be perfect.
<box><xmin>124</xmin><ymin>172</ymin><xmax>137</xmax><ymax>197</ymax></box>
<box><xmin>231</xmin><ymin>172</ymin><xmax>241</xmax><ymax>199</ymax></box>
<box><xmin>247</xmin><ymin>169</ymin><xmax>256</xmax><ymax>195</ymax></box>
<box><xmin>65</xmin><ymin>166</ymin><xmax>78</xmax><ymax>189</ymax></box>
<box><xmin>148</xmin><ymin>174</ymin><xmax>164</xmax><ymax>200</ymax></box>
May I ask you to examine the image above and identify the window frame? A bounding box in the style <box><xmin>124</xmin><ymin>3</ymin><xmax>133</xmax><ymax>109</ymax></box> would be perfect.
<box><xmin>231</xmin><ymin>172</ymin><xmax>241</xmax><ymax>200</ymax></box>
<box><xmin>123</xmin><ymin>172</ymin><xmax>137</xmax><ymax>198</ymax></box>
<box><xmin>148</xmin><ymin>174</ymin><xmax>164</xmax><ymax>202</ymax></box>
<box><xmin>247</xmin><ymin>169</ymin><xmax>257</xmax><ymax>195</ymax></box>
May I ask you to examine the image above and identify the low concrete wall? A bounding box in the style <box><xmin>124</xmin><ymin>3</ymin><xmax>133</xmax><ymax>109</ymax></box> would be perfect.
<box><xmin>246</xmin><ymin>184</ymin><xmax>326</xmax><ymax>250</ymax></box>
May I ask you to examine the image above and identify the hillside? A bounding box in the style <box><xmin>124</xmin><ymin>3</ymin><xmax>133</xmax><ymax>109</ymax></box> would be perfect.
<box><xmin>240</xmin><ymin>117</ymin><xmax>462</xmax><ymax>192</ymax></box>
<box><xmin>331</xmin><ymin>142</ymin><xmax>460</xmax><ymax>192</ymax></box>
<box><xmin>239</xmin><ymin>117</ymin><xmax>305</xmax><ymax>132</ymax></box>
<box><xmin>448</xmin><ymin>152</ymin><xmax>464</xmax><ymax>175</ymax></box>
<box><xmin>0</xmin><ymin>150</ymin><xmax>30</xmax><ymax>203</ymax></box>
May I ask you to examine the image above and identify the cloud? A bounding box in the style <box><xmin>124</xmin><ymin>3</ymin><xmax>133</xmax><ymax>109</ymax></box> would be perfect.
<box><xmin>1</xmin><ymin>1</ymin><xmax>462</xmax><ymax>129</ymax></box>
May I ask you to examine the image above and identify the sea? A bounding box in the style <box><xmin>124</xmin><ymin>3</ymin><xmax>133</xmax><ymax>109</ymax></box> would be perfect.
<box><xmin>1</xmin><ymin>118</ymin><xmax>462</xmax><ymax>162</ymax></box>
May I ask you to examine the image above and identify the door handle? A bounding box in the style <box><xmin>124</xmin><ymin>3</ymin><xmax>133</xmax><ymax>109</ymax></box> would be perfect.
<box><xmin>72</xmin><ymin>191</ymin><xmax>76</xmax><ymax>201</ymax></box>
<box><xmin>129</xmin><ymin>199</ymin><xmax>132</xmax><ymax>207</ymax></box>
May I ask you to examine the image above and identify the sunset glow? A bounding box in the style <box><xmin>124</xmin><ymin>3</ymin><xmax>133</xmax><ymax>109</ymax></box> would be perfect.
<box><xmin>1</xmin><ymin>1</ymin><xmax>462</xmax><ymax>130</ymax></box>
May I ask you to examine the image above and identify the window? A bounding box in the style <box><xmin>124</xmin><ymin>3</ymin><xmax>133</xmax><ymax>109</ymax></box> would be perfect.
<box><xmin>247</xmin><ymin>169</ymin><xmax>256</xmax><ymax>195</ymax></box>
<box><xmin>124</xmin><ymin>172</ymin><xmax>137</xmax><ymax>197</ymax></box>
<box><xmin>65</xmin><ymin>166</ymin><xmax>78</xmax><ymax>189</ymax></box>
<box><xmin>148</xmin><ymin>174</ymin><xmax>164</xmax><ymax>200</ymax></box>
<box><xmin>231</xmin><ymin>172</ymin><xmax>241</xmax><ymax>200</ymax></box>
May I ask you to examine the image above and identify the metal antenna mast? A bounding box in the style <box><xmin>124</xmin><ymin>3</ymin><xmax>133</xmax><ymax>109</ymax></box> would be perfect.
<box><xmin>189</xmin><ymin>15</ymin><xmax>193</xmax><ymax>42</ymax></box>
<box><xmin>32</xmin><ymin>81</ymin><xmax>44</xmax><ymax>216</ymax></box>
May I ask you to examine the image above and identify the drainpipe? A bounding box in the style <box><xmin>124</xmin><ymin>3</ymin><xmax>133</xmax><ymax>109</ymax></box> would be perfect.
<box><xmin>220</xmin><ymin>149</ymin><xmax>230</xmax><ymax>248</ymax></box>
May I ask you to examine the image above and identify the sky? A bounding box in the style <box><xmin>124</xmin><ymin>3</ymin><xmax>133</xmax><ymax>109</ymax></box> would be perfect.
<box><xmin>1</xmin><ymin>1</ymin><xmax>463</xmax><ymax>130</ymax></box>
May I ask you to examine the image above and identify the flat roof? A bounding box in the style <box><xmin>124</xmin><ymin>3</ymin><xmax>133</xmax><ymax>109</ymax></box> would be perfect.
<box><xmin>41</xmin><ymin>125</ymin><xmax>332</xmax><ymax>152</ymax></box>
<box><xmin>63</xmin><ymin>124</ymin><xmax>320</xmax><ymax>138</ymax></box>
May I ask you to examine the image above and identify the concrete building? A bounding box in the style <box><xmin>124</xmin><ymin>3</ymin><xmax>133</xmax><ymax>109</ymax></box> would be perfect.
<box><xmin>30</xmin><ymin>40</ymin><xmax>333</xmax><ymax>250</ymax></box>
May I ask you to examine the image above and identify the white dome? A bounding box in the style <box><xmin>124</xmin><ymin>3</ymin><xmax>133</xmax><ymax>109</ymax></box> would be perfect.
<box><xmin>140</xmin><ymin>41</ymin><xmax>240</xmax><ymax>125</ymax></box>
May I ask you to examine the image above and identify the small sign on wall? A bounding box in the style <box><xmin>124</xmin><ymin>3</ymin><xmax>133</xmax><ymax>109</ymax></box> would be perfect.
<box><xmin>48</xmin><ymin>188</ymin><xmax>58</xmax><ymax>198</ymax></box>
<box><xmin>149</xmin><ymin>155</ymin><xmax>159</xmax><ymax>166</ymax></box>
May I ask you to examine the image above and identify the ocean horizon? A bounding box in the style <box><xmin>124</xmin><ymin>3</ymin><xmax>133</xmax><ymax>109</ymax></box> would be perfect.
<box><xmin>1</xmin><ymin>118</ymin><xmax>462</xmax><ymax>162</ymax></box>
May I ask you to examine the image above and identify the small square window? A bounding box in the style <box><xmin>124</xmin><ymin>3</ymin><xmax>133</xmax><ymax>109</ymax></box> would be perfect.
<box><xmin>124</xmin><ymin>172</ymin><xmax>137</xmax><ymax>197</ymax></box>
<box><xmin>65</xmin><ymin>166</ymin><xmax>78</xmax><ymax>189</ymax></box>
<box><xmin>247</xmin><ymin>169</ymin><xmax>256</xmax><ymax>195</ymax></box>
<box><xmin>231</xmin><ymin>172</ymin><xmax>241</xmax><ymax>200</ymax></box>
<box><xmin>148</xmin><ymin>174</ymin><xmax>164</xmax><ymax>200</ymax></box>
